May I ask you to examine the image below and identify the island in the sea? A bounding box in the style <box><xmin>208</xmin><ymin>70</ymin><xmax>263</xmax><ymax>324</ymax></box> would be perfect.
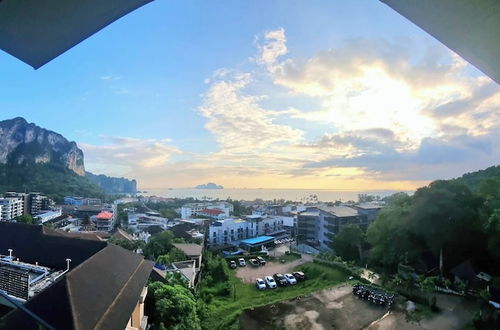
<box><xmin>195</xmin><ymin>182</ymin><xmax>224</xmax><ymax>189</ymax></box>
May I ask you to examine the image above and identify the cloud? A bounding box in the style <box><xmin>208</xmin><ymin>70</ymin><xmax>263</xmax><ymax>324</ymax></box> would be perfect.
<box><xmin>257</xmin><ymin>28</ymin><xmax>288</xmax><ymax>70</ymax></box>
<box><xmin>198</xmin><ymin>70</ymin><xmax>303</xmax><ymax>152</ymax></box>
<box><xmin>80</xmin><ymin>136</ymin><xmax>182</xmax><ymax>176</ymax></box>
<box><xmin>304</xmin><ymin>133</ymin><xmax>498</xmax><ymax>181</ymax></box>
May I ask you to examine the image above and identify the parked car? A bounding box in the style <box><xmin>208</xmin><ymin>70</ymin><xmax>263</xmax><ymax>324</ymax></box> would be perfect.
<box><xmin>256</xmin><ymin>278</ymin><xmax>266</xmax><ymax>290</ymax></box>
<box><xmin>284</xmin><ymin>273</ymin><xmax>297</xmax><ymax>285</ymax></box>
<box><xmin>292</xmin><ymin>271</ymin><xmax>305</xmax><ymax>281</ymax></box>
<box><xmin>229</xmin><ymin>260</ymin><xmax>237</xmax><ymax>269</ymax></box>
<box><xmin>238</xmin><ymin>258</ymin><xmax>246</xmax><ymax>267</ymax></box>
<box><xmin>264</xmin><ymin>276</ymin><xmax>277</xmax><ymax>289</ymax></box>
<box><xmin>273</xmin><ymin>273</ymin><xmax>288</xmax><ymax>286</ymax></box>
<box><xmin>256</xmin><ymin>256</ymin><xmax>266</xmax><ymax>265</ymax></box>
<box><xmin>250</xmin><ymin>258</ymin><xmax>259</xmax><ymax>267</ymax></box>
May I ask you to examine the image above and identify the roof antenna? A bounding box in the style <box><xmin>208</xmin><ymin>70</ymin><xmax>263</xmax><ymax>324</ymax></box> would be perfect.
<box><xmin>66</xmin><ymin>258</ymin><xmax>72</xmax><ymax>271</ymax></box>
<box><xmin>7</xmin><ymin>249</ymin><xmax>13</xmax><ymax>259</ymax></box>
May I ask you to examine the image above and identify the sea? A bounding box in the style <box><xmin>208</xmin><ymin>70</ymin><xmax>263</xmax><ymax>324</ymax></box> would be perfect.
<box><xmin>141</xmin><ymin>188</ymin><xmax>410</xmax><ymax>202</ymax></box>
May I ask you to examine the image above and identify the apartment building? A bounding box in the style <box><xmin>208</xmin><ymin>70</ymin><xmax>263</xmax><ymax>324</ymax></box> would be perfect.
<box><xmin>297</xmin><ymin>204</ymin><xmax>382</xmax><ymax>251</ymax></box>
<box><xmin>208</xmin><ymin>215</ymin><xmax>290</xmax><ymax>246</ymax></box>
<box><xmin>0</xmin><ymin>198</ymin><xmax>24</xmax><ymax>221</ymax></box>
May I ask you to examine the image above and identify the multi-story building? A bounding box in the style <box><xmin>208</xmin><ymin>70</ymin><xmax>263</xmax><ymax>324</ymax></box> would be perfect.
<box><xmin>0</xmin><ymin>198</ymin><xmax>24</xmax><ymax>221</ymax></box>
<box><xmin>297</xmin><ymin>204</ymin><xmax>382</xmax><ymax>251</ymax></box>
<box><xmin>208</xmin><ymin>215</ymin><xmax>291</xmax><ymax>246</ymax></box>
<box><xmin>181</xmin><ymin>202</ymin><xmax>233</xmax><ymax>219</ymax></box>
<box><xmin>4</xmin><ymin>192</ymin><xmax>29</xmax><ymax>215</ymax></box>
<box><xmin>64</xmin><ymin>196</ymin><xmax>102</xmax><ymax>206</ymax></box>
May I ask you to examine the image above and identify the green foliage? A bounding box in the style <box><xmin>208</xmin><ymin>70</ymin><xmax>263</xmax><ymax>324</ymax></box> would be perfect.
<box><xmin>143</xmin><ymin>231</ymin><xmax>175</xmax><ymax>260</ymax></box>
<box><xmin>148</xmin><ymin>281</ymin><xmax>201</xmax><ymax>330</ymax></box>
<box><xmin>15</xmin><ymin>214</ymin><xmax>36</xmax><ymax>225</ymax></box>
<box><xmin>331</xmin><ymin>224</ymin><xmax>366</xmax><ymax>262</ymax></box>
<box><xmin>0</xmin><ymin>162</ymin><xmax>104</xmax><ymax>203</ymax></box>
<box><xmin>156</xmin><ymin>248</ymin><xmax>187</xmax><ymax>265</ymax></box>
<box><xmin>367</xmin><ymin>180</ymin><xmax>495</xmax><ymax>275</ymax></box>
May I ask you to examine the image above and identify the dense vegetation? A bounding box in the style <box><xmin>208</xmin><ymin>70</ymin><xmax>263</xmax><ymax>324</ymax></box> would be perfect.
<box><xmin>0</xmin><ymin>162</ymin><xmax>105</xmax><ymax>202</ymax></box>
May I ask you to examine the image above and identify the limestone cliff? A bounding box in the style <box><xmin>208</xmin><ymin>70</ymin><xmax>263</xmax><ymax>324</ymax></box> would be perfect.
<box><xmin>0</xmin><ymin>117</ymin><xmax>85</xmax><ymax>175</ymax></box>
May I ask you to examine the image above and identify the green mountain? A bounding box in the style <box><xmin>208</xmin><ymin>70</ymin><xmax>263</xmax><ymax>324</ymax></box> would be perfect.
<box><xmin>456</xmin><ymin>165</ymin><xmax>500</xmax><ymax>191</ymax></box>
<box><xmin>0</xmin><ymin>117</ymin><xmax>104</xmax><ymax>201</ymax></box>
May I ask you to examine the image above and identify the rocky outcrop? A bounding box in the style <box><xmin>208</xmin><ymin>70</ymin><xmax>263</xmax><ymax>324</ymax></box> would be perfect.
<box><xmin>86</xmin><ymin>172</ymin><xmax>137</xmax><ymax>194</ymax></box>
<box><xmin>0</xmin><ymin>117</ymin><xmax>85</xmax><ymax>175</ymax></box>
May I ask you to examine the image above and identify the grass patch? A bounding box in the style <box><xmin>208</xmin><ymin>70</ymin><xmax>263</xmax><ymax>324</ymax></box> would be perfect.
<box><xmin>204</xmin><ymin>262</ymin><xmax>349</xmax><ymax>329</ymax></box>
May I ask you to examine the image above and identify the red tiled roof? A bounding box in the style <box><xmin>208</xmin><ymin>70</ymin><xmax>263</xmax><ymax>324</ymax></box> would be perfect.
<box><xmin>96</xmin><ymin>211</ymin><xmax>113</xmax><ymax>220</ymax></box>
<box><xmin>200</xmin><ymin>208</ymin><xmax>224</xmax><ymax>215</ymax></box>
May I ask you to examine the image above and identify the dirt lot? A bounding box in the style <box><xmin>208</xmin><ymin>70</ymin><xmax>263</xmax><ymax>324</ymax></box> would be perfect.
<box><xmin>240</xmin><ymin>285</ymin><xmax>474</xmax><ymax>330</ymax></box>
<box><xmin>236</xmin><ymin>254</ymin><xmax>313</xmax><ymax>283</ymax></box>
<box><xmin>240</xmin><ymin>284</ymin><xmax>387</xmax><ymax>330</ymax></box>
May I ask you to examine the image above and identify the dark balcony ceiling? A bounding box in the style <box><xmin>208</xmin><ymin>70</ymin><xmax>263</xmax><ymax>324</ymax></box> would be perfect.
<box><xmin>381</xmin><ymin>0</ymin><xmax>500</xmax><ymax>84</ymax></box>
<box><xmin>0</xmin><ymin>0</ymin><xmax>153</xmax><ymax>69</ymax></box>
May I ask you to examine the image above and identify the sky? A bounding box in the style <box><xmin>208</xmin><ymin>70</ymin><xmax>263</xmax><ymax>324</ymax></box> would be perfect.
<box><xmin>1</xmin><ymin>0</ymin><xmax>500</xmax><ymax>191</ymax></box>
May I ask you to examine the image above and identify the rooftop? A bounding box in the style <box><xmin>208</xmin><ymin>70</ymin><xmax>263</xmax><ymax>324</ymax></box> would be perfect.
<box><xmin>241</xmin><ymin>236</ymin><xmax>275</xmax><ymax>246</ymax></box>
<box><xmin>173</xmin><ymin>243</ymin><xmax>203</xmax><ymax>257</ymax></box>
<box><xmin>0</xmin><ymin>222</ymin><xmax>153</xmax><ymax>329</ymax></box>
<box><xmin>318</xmin><ymin>206</ymin><xmax>359</xmax><ymax>218</ymax></box>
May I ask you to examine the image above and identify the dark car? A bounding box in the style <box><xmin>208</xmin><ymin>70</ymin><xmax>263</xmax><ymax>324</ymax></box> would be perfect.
<box><xmin>292</xmin><ymin>271</ymin><xmax>305</xmax><ymax>281</ymax></box>
<box><xmin>250</xmin><ymin>258</ymin><xmax>259</xmax><ymax>267</ymax></box>
<box><xmin>256</xmin><ymin>256</ymin><xmax>266</xmax><ymax>265</ymax></box>
<box><xmin>273</xmin><ymin>273</ymin><xmax>288</xmax><ymax>286</ymax></box>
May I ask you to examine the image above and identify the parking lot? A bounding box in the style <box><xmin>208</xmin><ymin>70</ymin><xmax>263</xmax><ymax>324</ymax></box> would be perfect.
<box><xmin>235</xmin><ymin>254</ymin><xmax>313</xmax><ymax>284</ymax></box>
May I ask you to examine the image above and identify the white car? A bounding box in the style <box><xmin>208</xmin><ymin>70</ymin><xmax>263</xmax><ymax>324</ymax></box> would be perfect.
<box><xmin>264</xmin><ymin>275</ymin><xmax>277</xmax><ymax>289</ymax></box>
<box><xmin>284</xmin><ymin>273</ymin><xmax>297</xmax><ymax>285</ymax></box>
<box><xmin>256</xmin><ymin>278</ymin><xmax>266</xmax><ymax>290</ymax></box>
<box><xmin>238</xmin><ymin>258</ymin><xmax>246</xmax><ymax>267</ymax></box>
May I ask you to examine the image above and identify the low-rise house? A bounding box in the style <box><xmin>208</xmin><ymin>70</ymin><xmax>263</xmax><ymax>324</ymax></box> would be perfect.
<box><xmin>173</xmin><ymin>243</ymin><xmax>203</xmax><ymax>268</ymax></box>
<box><xmin>181</xmin><ymin>202</ymin><xmax>233</xmax><ymax>219</ymax></box>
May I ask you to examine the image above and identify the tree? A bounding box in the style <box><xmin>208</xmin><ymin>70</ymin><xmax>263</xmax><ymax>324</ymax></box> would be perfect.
<box><xmin>156</xmin><ymin>248</ymin><xmax>187</xmax><ymax>265</ymax></box>
<box><xmin>408</xmin><ymin>180</ymin><xmax>487</xmax><ymax>270</ymax></box>
<box><xmin>148</xmin><ymin>282</ymin><xmax>201</xmax><ymax>330</ymax></box>
<box><xmin>366</xmin><ymin>192</ymin><xmax>413</xmax><ymax>272</ymax></box>
<box><xmin>15</xmin><ymin>214</ymin><xmax>36</xmax><ymax>224</ymax></box>
<box><xmin>143</xmin><ymin>231</ymin><xmax>175</xmax><ymax>260</ymax></box>
<box><xmin>331</xmin><ymin>224</ymin><xmax>366</xmax><ymax>263</ymax></box>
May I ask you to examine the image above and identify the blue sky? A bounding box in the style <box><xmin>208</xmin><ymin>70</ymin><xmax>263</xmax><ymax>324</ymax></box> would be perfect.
<box><xmin>1</xmin><ymin>1</ymin><xmax>499</xmax><ymax>190</ymax></box>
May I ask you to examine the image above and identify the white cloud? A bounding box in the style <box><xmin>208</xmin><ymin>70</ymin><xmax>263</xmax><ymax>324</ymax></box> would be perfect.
<box><xmin>80</xmin><ymin>136</ymin><xmax>182</xmax><ymax>176</ymax></box>
<box><xmin>198</xmin><ymin>70</ymin><xmax>303</xmax><ymax>152</ymax></box>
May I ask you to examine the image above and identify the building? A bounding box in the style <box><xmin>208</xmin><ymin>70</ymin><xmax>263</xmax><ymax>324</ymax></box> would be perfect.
<box><xmin>4</xmin><ymin>192</ymin><xmax>29</xmax><ymax>215</ymax></box>
<box><xmin>0</xmin><ymin>222</ymin><xmax>153</xmax><ymax>330</ymax></box>
<box><xmin>240</xmin><ymin>236</ymin><xmax>275</xmax><ymax>252</ymax></box>
<box><xmin>64</xmin><ymin>196</ymin><xmax>102</xmax><ymax>206</ymax></box>
<box><xmin>208</xmin><ymin>215</ymin><xmax>287</xmax><ymax>247</ymax></box>
<box><xmin>34</xmin><ymin>209</ymin><xmax>62</xmax><ymax>224</ymax></box>
<box><xmin>180</xmin><ymin>202</ymin><xmax>233</xmax><ymax>219</ymax></box>
<box><xmin>0</xmin><ymin>198</ymin><xmax>24</xmax><ymax>221</ymax></box>
<box><xmin>173</xmin><ymin>243</ymin><xmax>203</xmax><ymax>268</ymax></box>
<box><xmin>93</xmin><ymin>211</ymin><xmax>114</xmax><ymax>232</ymax></box>
<box><xmin>297</xmin><ymin>204</ymin><xmax>382</xmax><ymax>251</ymax></box>
<box><xmin>128</xmin><ymin>212</ymin><xmax>169</xmax><ymax>231</ymax></box>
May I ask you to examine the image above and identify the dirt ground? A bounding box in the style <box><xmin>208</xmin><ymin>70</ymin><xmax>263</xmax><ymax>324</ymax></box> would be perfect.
<box><xmin>236</xmin><ymin>254</ymin><xmax>313</xmax><ymax>283</ymax></box>
<box><xmin>240</xmin><ymin>285</ymin><xmax>474</xmax><ymax>330</ymax></box>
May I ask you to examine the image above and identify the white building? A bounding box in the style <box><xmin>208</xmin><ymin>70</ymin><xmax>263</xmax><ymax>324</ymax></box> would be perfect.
<box><xmin>128</xmin><ymin>212</ymin><xmax>169</xmax><ymax>231</ymax></box>
<box><xmin>208</xmin><ymin>215</ymin><xmax>289</xmax><ymax>246</ymax></box>
<box><xmin>181</xmin><ymin>202</ymin><xmax>233</xmax><ymax>219</ymax></box>
<box><xmin>35</xmin><ymin>208</ymin><xmax>62</xmax><ymax>223</ymax></box>
<box><xmin>0</xmin><ymin>198</ymin><xmax>24</xmax><ymax>221</ymax></box>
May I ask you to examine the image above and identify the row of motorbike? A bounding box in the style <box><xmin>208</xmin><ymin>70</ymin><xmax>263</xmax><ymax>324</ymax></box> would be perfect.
<box><xmin>352</xmin><ymin>284</ymin><xmax>395</xmax><ymax>307</ymax></box>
